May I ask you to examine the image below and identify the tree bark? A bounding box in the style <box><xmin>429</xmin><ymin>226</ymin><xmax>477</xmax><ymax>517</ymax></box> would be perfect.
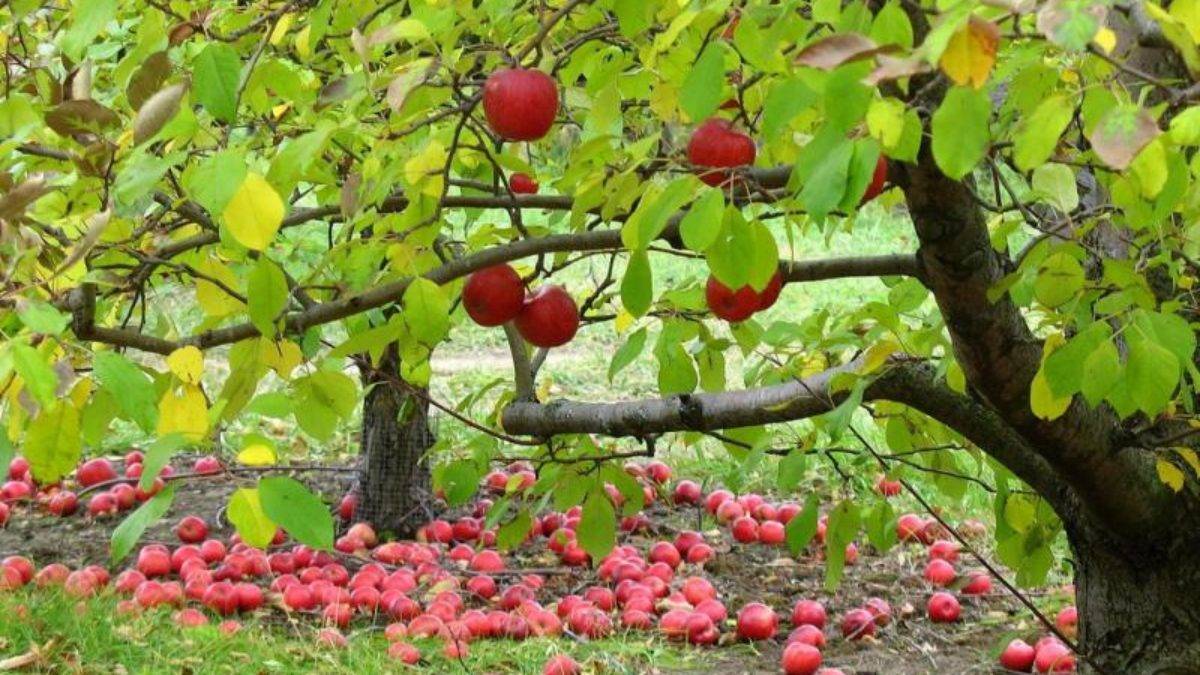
<box><xmin>1066</xmin><ymin>516</ymin><xmax>1200</xmax><ymax>674</ymax></box>
<box><xmin>354</xmin><ymin>344</ymin><xmax>434</xmax><ymax>537</ymax></box>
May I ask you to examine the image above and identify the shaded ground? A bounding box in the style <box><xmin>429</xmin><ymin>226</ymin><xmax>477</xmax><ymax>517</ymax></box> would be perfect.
<box><xmin>0</xmin><ymin>462</ymin><xmax>1049</xmax><ymax>674</ymax></box>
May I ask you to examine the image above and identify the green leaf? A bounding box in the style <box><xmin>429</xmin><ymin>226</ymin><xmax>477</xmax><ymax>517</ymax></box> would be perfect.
<box><xmin>193</xmin><ymin>42</ymin><xmax>241</xmax><ymax>123</ymax></box>
<box><xmin>59</xmin><ymin>0</ymin><xmax>118</xmax><ymax>61</ymax></box>
<box><xmin>578</xmin><ymin>486</ymin><xmax>617</xmax><ymax>561</ymax></box>
<box><xmin>403</xmin><ymin>278</ymin><xmax>450</xmax><ymax>346</ymax></box>
<box><xmin>110</xmin><ymin>483</ymin><xmax>177</xmax><ymax>563</ymax></box>
<box><xmin>1126</xmin><ymin>329</ymin><xmax>1181</xmax><ymax>417</ymax></box>
<box><xmin>621</xmin><ymin>177</ymin><xmax>696</xmax><ymax>250</ymax></box>
<box><xmin>438</xmin><ymin>459</ymin><xmax>482</xmax><ymax>507</ymax></box>
<box><xmin>1034</xmin><ymin>253</ymin><xmax>1084</xmax><ymax>308</ymax></box>
<box><xmin>777</xmin><ymin>448</ymin><xmax>808</xmax><ymax>493</ymax></box>
<box><xmin>1135</xmin><ymin>310</ymin><xmax>1197</xmax><ymax>367</ymax></box>
<box><xmin>1042</xmin><ymin>322</ymin><xmax>1111</xmax><ymax>398</ymax></box>
<box><xmin>1031</xmin><ymin>163</ymin><xmax>1079</xmax><ymax>212</ymax></box>
<box><xmin>786</xmin><ymin>493</ymin><xmax>821</xmax><ymax>556</ymax></box>
<box><xmin>93</xmin><ymin>351</ymin><xmax>158</xmax><ymax>432</ymax></box>
<box><xmin>799</xmin><ymin>136</ymin><xmax>854</xmax><ymax>219</ymax></box>
<box><xmin>1014</xmin><ymin>95</ymin><xmax>1075</xmax><ymax>171</ymax></box>
<box><xmin>931</xmin><ymin>86</ymin><xmax>991</xmax><ymax>179</ymax></box>
<box><xmin>621</xmin><ymin>249</ymin><xmax>654</xmax><ymax>317</ymax></box>
<box><xmin>247</xmin><ymin>257</ymin><xmax>289</xmax><ymax>337</ymax></box>
<box><xmin>609</xmin><ymin>328</ymin><xmax>648</xmax><ymax>382</ymax></box>
<box><xmin>227</xmin><ymin>487</ymin><xmax>277</xmax><ymax>548</ymax></box>
<box><xmin>762</xmin><ymin>78</ymin><xmax>817</xmax><ymax>140</ymax></box>
<box><xmin>184</xmin><ymin>149</ymin><xmax>247</xmax><ymax>215</ymax></box>
<box><xmin>138</xmin><ymin>433</ymin><xmax>189</xmax><ymax>491</ymax></box>
<box><xmin>23</xmin><ymin>402</ymin><xmax>81</xmax><ymax>484</ymax></box>
<box><xmin>680</xmin><ymin>44</ymin><xmax>725</xmax><ymax>122</ymax></box>
<box><xmin>497</xmin><ymin>509</ymin><xmax>533</xmax><ymax>551</ymax></box>
<box><xmin>259</xmin><ymin>476</ymin><xmax>334</xmax><ymax>550</ymax></box>
<box><xmin>679</xmin><ymin>189</ymin><xmax>724</xmax><ymax>252</ymax></box>
<box><xmin>17</xmin><ymin>301</ymin><xmax>70</xmax><ymax>335</ymax></box>
<box><xmin>1080</xmin><ymin>339</ymin><xmax>1121</xmax><ymax>406</ymax></box>
<box><xmin>11</xmin><ymin>343</ymin><xmax>58</xmax><ymax>408</ymax></box>
<box><xmin>865</xmin><ymin>499</ymin><xmax>898</xmax><ymax>552</ymax></box>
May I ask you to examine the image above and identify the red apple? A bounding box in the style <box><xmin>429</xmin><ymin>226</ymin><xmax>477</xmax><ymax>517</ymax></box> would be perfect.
<box><xmin>782</xmin><ymin>642</ymin><xmax>823</xmax><ymax>675</ymax></box>
<box><xmin>962</xmin><ymin>570</ymin><xmax>992</xmax><ymax>595</ymax></box>
<box><xmin>864</xmin><ymin>597</ymin><xmax>892</xmax><ymax>626</ymax></box>
<box><xmin>897</xmin><ymin>513</ymin><xmax>925</xmax><ymax>542</ymax></box>
<box><xmin>136</xmin><ymin>546</ymin><xmax>171</xmax><ymax>578</ymax></box>
<box><xmin>1034</xmin><ymin>639</ymin><xmax>1075</xmax><ymax>672</ymax></box>
<box><xmin>542</xmin><ymin>654</ymin><xmax>580</xmax><ymax>675</ymax></box>
<box><xmin>645</xmin><ymin>461</ymin><xmax>672</xmax><ymax>484</ymax></box>
<box><xmin>175</xmin><ymin>516</ymin><xmax>208</xmax><ymax>544</ymax></box>
<box><xmin>87</xmin><ymin>492</ymin><xmax>118</xmax><ymax>517</ymax></box>
<box><xmin>8</xmin><ymin>457</ymin><xmax>30</xmax><ymax>481</ymax></box>
<box><xmin>514</xmin><ymin>285</ymin><xmax>578</xmax><ymax>348</ymax></box>
<box><xmin>681</xmin><ymin>576</ymin><xmax>717</xmax><ymax>606</ymax></box>
<box><xmin>193</xmin><ymin>456</ymin><xmax>222</xmax><ymax>474</ymax></box>
<box><xmin>730</xmin><ymin>516</ymin><xmax>759</xmax><ymax>543</ymax></box>
<box><xmin>927</xmin><ymin>591</ymin><xmax>961</xmax><ymax>623</ymax></box>
<box><xmin>1000</xmin><ymin>638</ymin><xmax>1037</xmax><ymax>671</ymax></box>
<box><xmin>687</xmin><ymin>118</ymin><xmax>756</xmax><ymax>187</ymax></box>
<box><xmin>793</xmin><ymin>600</ymin><xmax>827</xmax><ymax>629</ymax></box>
<box><xmin>715</xmin><ymin>499</ymin><xmax>745</xmax><ymax>524</ymax></box>
<box><xmin>509</xmin><ymin>173</ymin><xmax>539</xmax><ymax>194</ymax></box>
<box><xmin>463</xmin><ymin>264</ymin><xmax>525</xmax><ymax>327</ymax></box>
<box><xmin>736</xmin><ymin>602</ymin><xmax>778</xmax><ymax>641</ymax></box>
<box><xmin>0</xmin><ymin>501</ymin><xmax>8</xmax><ymax>527</ymax></box>
<box><xmin>77</xmin><ymin>458</ymin><xmax>117</xmax><ymax>487</ymax></box>
<box><xmin>648</xmin><ymin>541</ymin><xmax>682</xmax><ymax>568</ymax></box>
<box><xmin>387</xmin><ymin>641</ymin><xmax>421</xmax><ymax>664</ymax></box>
<box><xmin>757</xmin><ymin>271</ymin><xmax>784</xmax><ymax>310</ymax></box>
<box><xmin>928</xmin><ymin>539</ymin><xmax>960</xmax><ymax>563</ymax></box>
<box><xmin>875</xmin><ymin>476</ymin><xmax>901</xmax><ymax>497</ymax></box>
<box><xmin>48</xmin><ymin>490</ymin><xmax>78</xmax><ymax>516</ymax></box>
<box><xmin>861</xmin><ymin>155</ymin><xmax>888</xmax><ymax>203</ymax></box>
<box><xmin>787</xmin><ymin>624</ymin><xmax>826</xmax><ymax>648</ymax></box>
<box><xmin>1055</xmin><ymin>605</ymin><xmax>1077</xmax><ymax>639</ymax></box>
<box><xmin>34</xmin><ymin>563</ymin><xmax>70</xmax><ymax>587</ymax></box>
<box><xmin>924</xmin><ymin>559</ymin><xmax>957</xmax><ymax>586</ymax></box>
<box><xmin>705</xmin><ymin>276</ymin><xmax>760</xmax><ymax>322</ymax></box>
<box><xmin>841</xmin><ymin>608</ymin><xmax>876</xmax><ymax>639</ymax></box>
<box><xmin>759</xmin><ymin>520</ymin><xmax>786</xmax><ymax>545</ymax></box>
<box><xmin>337</xmin><ymin>493</ymin><xmax>357</xmax><ymax>521</ymax></box>
<box><xmin>110</xmin><ymin>484</ymin><xmax>136</xmax><ymax>510</ymax></box>
<box><xmin>482</xmin><ymin>68</ymin><xmax>559</xmax><ymax>141</ymax></box>
<box><xmin>672</xmin><ymin>480</ymin><xmax>702</xmax><ymax>505</ymax></box>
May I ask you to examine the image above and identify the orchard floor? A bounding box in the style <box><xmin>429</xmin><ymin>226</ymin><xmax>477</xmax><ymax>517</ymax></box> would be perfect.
<box><xmin>0</xmin><ymin>466</ymin><xmax>1059</xmax><ymax>674</ymax></box>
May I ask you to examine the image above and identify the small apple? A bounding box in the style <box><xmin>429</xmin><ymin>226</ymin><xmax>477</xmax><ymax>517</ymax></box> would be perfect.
<box><xmin>387</xmin><ymin>641</ymin><xmax>421</xmax><ymax>664</ymax></box>
<box><xmin>514</xmin><ymin>285</ymin><xmax>579</xmax><ymax>348</ymax></box>
<box><xmin>840</xmin><ymin>608</ymin><xmax>876</xmax><ymax>639</ymax></box>
<box><xmin>962</xmin><ymin>570</ymin><xmax>992</xmax><ymax>595</ymax></box>
<box><xmin>781</xmin><ymin>642</ymin><xmax>823</xmax><ymax>675</ymax></box>
<box><xmin>47</xmin><ymin>490</ymin><xmax>78</xmax><ymax>516</ymax></box>
<box><xmin>482</xmin><ymin>68</ymin><xmax>559</xmax><ymax>141</ymax></box>
<box><xmin>672</xmin><ymin>480</ymin><xmax>702</xmax><ymax>505</ymax></box>
<box><xmin>175</xmin><ymin>516</ymin><xmax>209</xmax><ymax>544</ymax></box>
<box><xmin>730</xmin><ymin>516</ymin><xmax>759</xmax><ymax>543</ymax></box>
<box><xmin>687</xmin><ymin>118</ymin><xmax>756</xmax><ymax>187</ymax></box>
<box><xmin>1000</xmin><ymin>638</ymin><xmax>1037</xmax><ymax>671</ymax></box>
<box><xmin>705</xmin><ymin>276</ymin><xmax>760</xmax><ymax>323</ymax></box>
<box><xmin>927</xmin><ymin>592</ymin><xmax>961</xmax><ymax>623</ymax></box>
<box><xmin>509</xmin><ymin>173</ymin><xmax>539</xmax><ymax>194</ymax></box>
<box><xmin>7</xmin><ymin>457</ymin><xmax>30</xmax><ymax>481</ymax></box>
<box><xmin>77</xmin><ymin>458</ymin><xmax>117</xmax><ymax>487</ymax></box>
<box><xmin>736</xmin><ymin>602</ymin><xmax>778</xmax><ymax>641</ymax></box>
<box><xmin>193</xmin><ymin>456</ymin><xmax>222</xmax><ymax>474</ymax></box>
<box><xmin>1034</xmin><ymin>639</ymin><xmax>1075</xmax><ymax>672</ymax></box>
<box><xmin>1055</xmin><ymin>605</ymin><xmax>1078</xmax><ymax>640</ymax></box>
<box><xmin>759</xmin><ymin>520</ymin><xmax>786</xmax><ymax>545</ymax></box>
<box><xmin>87</xmin><ymin>492</ymin><xmax>118</xmax><ymax>518</ymax></box>
<box><xmin>924</xmin><ymin>559</ymin><xmax>957</xmax><ymax>586</ymax></box>
<box><xmin>542</xmin><ymin>654</ymin><xmax>580</xmax><ymax>675</ymax></box>
<box><xmin>793</xmin><ymin>600</ymin><xmax>827</xmax><ymax>629</ymax></box>
<box><xmin>861</xmin><ymin>155</ymin><xmax>888</xmax><ymax>203</ymax></box>
<box><xmin>463</xmin><ymin>264</ymin><xmax>526</xmax><ymax>327</ymax></box>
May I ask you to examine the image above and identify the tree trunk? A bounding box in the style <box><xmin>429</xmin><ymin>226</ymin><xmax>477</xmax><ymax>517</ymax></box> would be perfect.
<box><xmin>1066</xmin><ymin>517</ymin><xmax>1200</xmax><ymax>674</ymax></box>
<box><xmin>354</xmin><ymin>344</ymin><xmax>435</xmax><ymax>537</ymax></box>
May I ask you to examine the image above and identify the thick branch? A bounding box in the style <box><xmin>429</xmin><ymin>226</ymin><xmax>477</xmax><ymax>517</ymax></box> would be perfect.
<box><xmin>502</xmin><ymin>359</ymin><xmax>1072</xmax><ymax>511</ymax></box>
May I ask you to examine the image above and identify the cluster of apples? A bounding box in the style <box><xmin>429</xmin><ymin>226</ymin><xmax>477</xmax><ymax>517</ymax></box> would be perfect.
<box><xmin>997</xmin><ymin>606</ymin><xmax>1078</xmax><ymax>673</ymax></box>
<box><xmin>461</xmin><ymin>264</ymin><xmax>580</xmax><ymax>348</ymax></box>
<box><xmin>0</xmin><ymin>453</ymin><xmax>223</xmax><ymax>526</ymax></box>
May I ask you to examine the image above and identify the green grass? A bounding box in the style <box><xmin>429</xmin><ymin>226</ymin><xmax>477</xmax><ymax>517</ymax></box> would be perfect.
<box><xmin>0</xmin><ymin>590</ymin><xmax>706</xmax><ymax>674</ymax></box>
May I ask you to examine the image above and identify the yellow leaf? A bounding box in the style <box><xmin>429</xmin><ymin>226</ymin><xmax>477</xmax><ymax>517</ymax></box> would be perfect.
<box><xmin>157</xmin><ymin>384</ymin><xmax>209</xmax><ymax>441</ymax></box>
<box><xmin>861</xmin><ymin>340</ymin><xmax>900</xmax><ymax>374</ymax></box>
<box><xmin>260</xmin><ymin>339</ymin><xmax>303</xmax><ymax>379</ymax></box>
<box><xmin>237</xmin><ymin>442</ymin><xmax>277</xmax><ymax>466</ymax></box>
<box><xmin>1156</xmin><ymin>458</ymin><xmax>1186</xmax><ymax>492</ymax></box>
<box><xmin>404</xmin><ymin>140</ymin><xmax>447</xmax><ymax>197</ymax></box>
<box><xmin>867</xmin><ymin>98</ymin><xmax>906</xmax><ymax>150</ymax></box>
<box><xmin>222</xmin><ymin>173</ymin><xmax>284</xmax><ymax>251</ymax></box>
<box><xmin>1030</xmin><ymin>368</ymin><xmax>1071</xmax><ymax>420</ymax></box>
<box><xmin>295</xmin><ymin>25</ymin><xmax>312</xmax><ymax>59</ymax></box>
<box><xmin>194</xmin><ymin>255</ymin><xmax>244</xmax><ymax>317</ymax></box>
<box><xmin>1175</xmin><ymin>448</ymin><xmax>1200</xmax><ymax>477</ymax></box>
<box><xmin>1093</xmin><ymin>27</ymin><xmax>1117</xmax><ymax>54</ymax></box>
<box><xmin>166</xmin><ymin>346</ymin><xmax>204</xmax><ymax>385</ymax></box>
<box><xmin>614</xmin><ymin>308</ymin><xmax>634</xmax><ymax>334</ymax></box>
<box><xmin>270</xmin><ymin>13</ymin><xmax>294</xmax><ymax>45</ymax></box>
<box><xmin>1171</xmin><ymin>0</ymin><xmax>1200</xmax><ymax>43</ymax></box>
<box><xmin>939</xmin><ymin>17</ymin><xmax>1000</xmax><ymax>89</ymax></box>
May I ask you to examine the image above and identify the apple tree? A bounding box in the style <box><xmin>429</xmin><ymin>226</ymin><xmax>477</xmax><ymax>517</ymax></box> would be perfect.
<box><xmin>2</xmin><ymin>0</ymin><xmax>1200</xmax><ymax>671</ymax></box>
